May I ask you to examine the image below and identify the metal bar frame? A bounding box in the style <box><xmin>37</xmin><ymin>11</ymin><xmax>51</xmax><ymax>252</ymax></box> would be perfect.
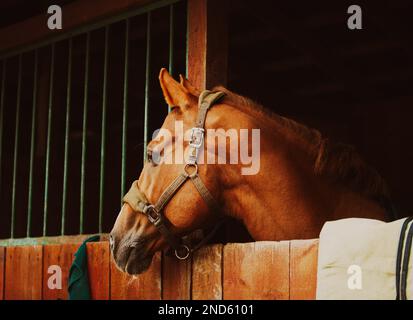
<box><xmin>43</xmin><ymin>44</ymin><xmax>56</xmax><ymax>237</ymax></box>
<box><xmin>121</xmin><ymin>20</ymin><xmax>130</xmax><ymax>199</ymax></box>
<box><xmin>0</xmin><ymin>0</ymin><xmax>181</xmax><ymax>60</ymax></box>
<box><xmin>27</xmin><ymin>50</ymin><xmax>39</xmax><ymax>237</ymax></box>
<box><xmin>0</xmin><ymin>61</ymin><xmax>6</xmax><ymax>198</ymax></box>
<box><xmin>80</xmin><ymin>32</ymin><xmax>91</xmax><ymax>234</ymax></box>
<box><xmin>61</xmin><ymin>39</ymin><xmax>73</xmax><ymax>235</ymax></box>
<box><xmin>10</xmin><ymin>54</ymin><xmax>23</xmax><ymax>238</ymax></box>
<box><xmin>99</xmin><ymin>26</ymin><xmax>110</xmax><ymax>234</ymax></box>
<box><xmin>143</xmin><ymin>12</ymin><xmax>152</xmax><ymax>162</ymax></box>
<box><xmin>0</xmin><ymin>0</ymin><xmax>186</xmax><ymax>240</ymax></box>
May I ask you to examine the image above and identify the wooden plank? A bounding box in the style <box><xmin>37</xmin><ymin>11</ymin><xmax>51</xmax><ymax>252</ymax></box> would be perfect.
<box><xmin>187</xmin><ymin>0</ymin><xmax>206</xmax><ymax>89</ymax></box>
<box><xmin>289</xmin><ymin>239</ymin><xmax>318</xmax><ymax>300</ymax></box>
<box><xmin>192</xmin><ymin>244</ymin><xmax>222</xmax><ymax>300</ymax></box>
<box><xmin>0</xmin><ymin>247</ymin><xmax>4</xmax><ymax>300</ymax></box>
<box><xmin>187</xmin><ymin>0</ymin><xmax>228</xmax><ymax>89</ymax></box>
<box><xmin>223</xmin><ymin>241</ymin><xmax>290</xmax><ymax>300</ymax></box>
<box><xmin>86</xmin><ymin>241</ymin><xmax>110</xmax><ymax>300</ymax></box>
<box><xmin>162</xmin><ymin>253</ymin><xmax>191</xmax><ymax>299</ymax></box>
<box><xmin>0</xmin><ymin>234</ymin><xmax>107</xmax><ymax>247</ymax></box>
<box><xmin>42</xmin><ymin>243</ymin><xmax>79</xmax><ymax>300</ymax></box>
<box><xmin>5</xmin><ymin>245</ymin><xmax>43</xmax><ymax>300</ymax></box>
<box><xmin>110</xmin><ymin>252</ymin><xmax>161</xmax><ymax>299</ymax></box>
<box><xmin>0</xmin><ymin>0</ymin><xmax>161</xmax><ymax>56</ymax></box>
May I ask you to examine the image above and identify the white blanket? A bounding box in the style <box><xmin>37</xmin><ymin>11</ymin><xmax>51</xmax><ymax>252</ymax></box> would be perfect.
<box><xmin>316</xmin><ymin>217</ymin><xmax>413</xmax><ymax>300</ymax></box>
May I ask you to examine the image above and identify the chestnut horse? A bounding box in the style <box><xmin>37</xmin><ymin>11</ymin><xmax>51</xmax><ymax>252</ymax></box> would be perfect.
<box><xmin>110</xmin><ymin>68</ymin><xmax>393</xmax><ymax>275</ymax></box>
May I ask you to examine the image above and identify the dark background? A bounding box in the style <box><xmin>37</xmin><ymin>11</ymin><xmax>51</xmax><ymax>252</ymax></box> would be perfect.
<box><xmin>0</xmin><ymin>0</ymin><xmax>412</xmax><ymax>239</ymax></box>
<box><xmin>227</xmin><ymin>0</ymin><xmax>413</xmax><ymax>218</ymax></box>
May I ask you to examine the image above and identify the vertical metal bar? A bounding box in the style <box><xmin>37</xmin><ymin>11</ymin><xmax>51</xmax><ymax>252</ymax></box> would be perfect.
<box><xmin>121</xmin><ymin>19</ymin><xmax>129</xmax><ymax>199</ymax></box>
<box><xmin>27</xmin><ymin>50</ymin><xmax>38</xmax><ymax>237</ymax></box>
<box><xmin>0</xmin><ymin>61</ymin><xmax>6</xmax><ymax>198</ymax></box>
<box><xmin>143</xmin><ymin>12</ymin><xmax>151</xmax><ymax>162</ymax></box>
<box><xmin>99</xmin><ymin>26</ymin><xmax>109</xmax><ymax>233</ymax></box>
<box><xmin>11</xmin><ymin>54</ymin><xmax>22</xmax><ymax>238</ymax></box>
<box><xmin>168</xmin><ymin>4</ymin><xmax>174</xmax><ymax>113</ymax></box>
<box><xmin>61</xmin><ymin>39</ymin><xmax>73</xmax><ymax>235</ymax></box>
<box><xmin>80</xmin><ymin>32</ymin><xmax>91</xmax><ymax>234</ymax></box>
<box><xmin>43</xmin><ymin>44</ymin><xmax>55</xmax><ymax>237</ymax></box>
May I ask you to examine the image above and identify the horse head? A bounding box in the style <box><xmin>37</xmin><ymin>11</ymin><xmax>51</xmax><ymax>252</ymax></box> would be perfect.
<box><xmin>110</xmin><ymin>68</ymin><xmax>236</xmax><ymax>274</ymax></box>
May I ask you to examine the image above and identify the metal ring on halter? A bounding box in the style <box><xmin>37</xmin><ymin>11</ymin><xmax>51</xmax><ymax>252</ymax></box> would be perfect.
<box><xmin>174</xmin><ymin>244</ymin><xmax>191</xmax><ymax>260</ymax></box>
<box><xmin>184</xmin><ymin>163</ymin><xmax>198</xmax><ymax>178</ymax></box>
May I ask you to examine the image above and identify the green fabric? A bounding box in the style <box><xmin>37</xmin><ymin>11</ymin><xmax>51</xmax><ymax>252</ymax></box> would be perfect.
<box><xmin>68</xmin><ymin>235</ymin><xmax>100</xmax><ymax>300</ymax></box>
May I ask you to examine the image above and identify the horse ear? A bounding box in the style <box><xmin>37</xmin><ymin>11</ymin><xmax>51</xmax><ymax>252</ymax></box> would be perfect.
<box><xmin>159</xmin><ymin>68</ymin><xmax>190</xmax><ymax>108</ymax></box>
<box><xmin>179</xmin><ymin>74</ymin><xmax>201</xmax><ymax>96</ymax></box>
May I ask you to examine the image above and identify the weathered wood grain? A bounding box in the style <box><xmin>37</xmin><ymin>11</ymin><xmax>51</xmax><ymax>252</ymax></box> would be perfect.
<box><xmin>162</xmin><ymin>253</ymin><xmax>191</xmax><ymax>299</ymax></box>
<box><xmin>42</xmin><ymin>243</ymin><xmax>80</xmax><ymax>300</ymax></box>
<box><xmin>1</xmin><ymin>239</ymin><xmax>320</xmax><ymax>300</ymax></box>
<box><xmin>86</xmin><ymin>241</ymin><xmax>110</xmax><ymax>300</ymax></box>
<box><xmin>0</xmin><ymin>234</ymin><xmax>107</xmax><ymax>247</ymax></box>
<box><xmin>110</xmin><ymin>252</ymin><xmax>161</xmax><ymax>299</ymax></box>
<box><xmin>289</xmin><ymin>239</ymin><xmax>318</xmax><ymax>300</ymax></box>
<box><xmin>223</xmin><ymin>241</ymin><xmax>290</xmax><ymax>300</ymax></box>
<box><xmin>5</xmin><ymin>245</ymin><xmax>43</xmax><ymax>300</ymax></box>
<box><xmin>192</xmin><ymin>244</ymin><xmax>223</xmax><ymax>300</ymax></box>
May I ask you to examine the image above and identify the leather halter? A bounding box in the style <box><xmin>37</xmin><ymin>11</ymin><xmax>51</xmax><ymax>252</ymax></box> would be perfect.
<box><xmin>122</xmin><ymin>90</ymin><xmax>226</xmax><ymax>260</ymax></box>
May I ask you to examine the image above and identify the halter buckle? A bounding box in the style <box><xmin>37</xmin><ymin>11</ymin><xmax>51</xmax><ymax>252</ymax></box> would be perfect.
<box><xmin>143</xmin><ymin>204</ymin><xmax>161</xmax><ymax>224</ymax></box>
<box><xmin>188</xmin><ymin>127</ymin><xmax>204</xmax><ymax>164</ymax></box>
<box><xmin>189</xmin><ymin>127</ymin><xmax>205</xmax><ymax>148</ymax></box>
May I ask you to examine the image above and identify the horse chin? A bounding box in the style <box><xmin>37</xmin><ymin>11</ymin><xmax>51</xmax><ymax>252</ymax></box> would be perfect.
<box><xmin>125</xmin><ymin>250</ymin><xmax>154</xmax><ymax>275</ymax></box>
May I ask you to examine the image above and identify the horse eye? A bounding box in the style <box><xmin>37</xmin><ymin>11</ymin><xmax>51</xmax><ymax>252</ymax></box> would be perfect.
<box><xmin>147</xmin><ymin>149</ymin><xmax>153</xmax><ymax>163</ymax></box>
<box><xmin>147</xmin><ymin>149</ymin><xmax>158</xmax><ymax>166</ymax></box>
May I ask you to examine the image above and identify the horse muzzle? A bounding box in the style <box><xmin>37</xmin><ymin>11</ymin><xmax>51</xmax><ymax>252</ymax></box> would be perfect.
<box><xmin>110</xmin><ymin>232</ymin><xmax>155</xmax><ymax>275</ymax></box>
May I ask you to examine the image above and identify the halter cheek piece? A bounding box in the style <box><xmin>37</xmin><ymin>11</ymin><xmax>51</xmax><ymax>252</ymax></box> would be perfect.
<box><xmin>122</xmin><ymin>90</ymin><xmax>226</xmax><ymax>260</ymax></box>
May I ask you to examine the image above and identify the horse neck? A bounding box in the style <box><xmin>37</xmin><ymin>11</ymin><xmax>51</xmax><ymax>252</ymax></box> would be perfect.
<box><xmin>216</xmin><ymin>110</ymin><xmax>387</xmax><ymax>240</ymax></box>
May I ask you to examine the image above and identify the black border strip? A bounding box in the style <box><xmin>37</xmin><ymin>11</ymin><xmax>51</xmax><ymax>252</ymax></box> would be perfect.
<box><xmin>395</xmin><ymin>216</ymin><xmax>413</xmax><ymax>300</ymax></box>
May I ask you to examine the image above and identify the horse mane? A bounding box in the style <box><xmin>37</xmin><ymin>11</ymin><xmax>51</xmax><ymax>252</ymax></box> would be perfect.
<box><xmin>213</xmin><ymin>86</ymin><xmax>390</xmax><ymax>201</ymax></box>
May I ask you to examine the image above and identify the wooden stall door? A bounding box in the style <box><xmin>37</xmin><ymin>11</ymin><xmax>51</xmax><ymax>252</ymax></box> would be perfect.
<box><xmin>110</xmin><ymin>252</ymin><xmax>161</xmax><ymax>299</ymax></box>
<box><xmin>5</xmin><ymin>246</ymin><xmax>43</xmax><ymax>300</ymax></box>
<box><xmin>162</xmin><ymin>254</ymin><xmax>192</xmax><ymax>299</ymax></box>
<box><xmin>289</xmin><ymin>239</ymin><xmax>318</xmax><ymax>300</ymax></box>
<box><xmin>223</xmin><ymin>241</ymin><xmax>290</xmax><ymax>300</ymax></box>
<box><xmin>87</xmin><ymin>241</ymin><xmax>110</xmax><ymax>300</ymax></box>
<box><xmin>191</xmin><ymin>244</ymin><xmax>223</xmax><ymax>300</ymax></box>
<box><xmin>42</xmin><ymin>243</ymin><xmax>79</xmax><ymax>299</ymax></box>
<box><xmin>0</xmin><ymin>247</ymin><xmax>4</xmax><ymax>300</ymax></box>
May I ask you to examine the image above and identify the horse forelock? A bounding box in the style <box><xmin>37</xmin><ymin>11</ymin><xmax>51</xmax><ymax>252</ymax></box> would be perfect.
<box><xmin>212</xmin><ymin>86</ymin><xmax>390</xmax><ymax>201</ymax></box>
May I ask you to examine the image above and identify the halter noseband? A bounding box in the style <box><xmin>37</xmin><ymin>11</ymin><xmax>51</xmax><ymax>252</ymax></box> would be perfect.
<box><xmin>122</xmin><ymin>90</ymin><xmax>226</xmax><ymax>260</ymax></box>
